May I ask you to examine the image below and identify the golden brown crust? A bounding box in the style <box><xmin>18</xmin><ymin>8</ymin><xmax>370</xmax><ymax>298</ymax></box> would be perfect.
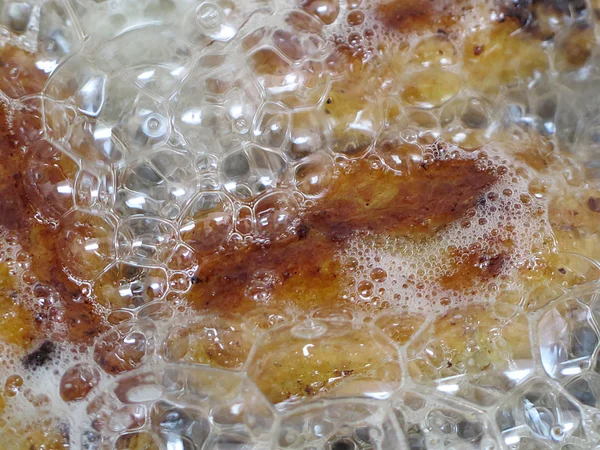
<box><xmin>0</xmin><ymin>45</ymin><xmax>47</xmax><ymax>99</ymax></box>
<box><xmin>188</xmin><ymin>157</ymin><xmax>497</xmax><ymax>314</ymax></box>
<box><xmin>0</xmin><ymin>90</ymin><xmax>105</xmax><ymax>349</ymax></box>
<box><xmin>374</xmin><ymin>0</ymin><xmax>466</xmax><ymax>34</ymax></box>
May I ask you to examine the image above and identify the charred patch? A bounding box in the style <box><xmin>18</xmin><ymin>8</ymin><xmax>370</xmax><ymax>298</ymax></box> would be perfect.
<box><xmin>23</xmin><ymin>340</ymin><xmax>55</xmax><ymax>369</ymax></box>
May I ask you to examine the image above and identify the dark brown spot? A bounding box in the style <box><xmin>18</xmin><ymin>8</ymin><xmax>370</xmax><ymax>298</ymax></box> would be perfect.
<box><xmin>23</xmin><ymin>340</ymin><xmax>55</xmax><ymax>369</ymax></box>
<box><xmin>588</xmin><ymin>197</ymin><xmax>600</xmax><ymax>213</ymax></box>
<box><xmin>297</xmin><ymin>223</ymin><xmax>311</xmax><ymax>240</ymax></box>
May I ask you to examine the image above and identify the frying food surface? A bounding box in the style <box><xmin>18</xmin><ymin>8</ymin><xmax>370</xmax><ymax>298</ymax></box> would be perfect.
<box><xmin>1</xmin><ymin>0</ymin><xmax>600</xmax><ymax>449</ymax></box>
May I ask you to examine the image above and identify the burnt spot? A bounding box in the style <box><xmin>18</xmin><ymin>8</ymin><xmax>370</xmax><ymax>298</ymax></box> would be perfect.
<box><xmin>296</xmin><ymin>223</ymin><xmax>311</xmax><ymax>240</ymax></box>
<box><xmin>23</xmin><ymin>340</ymin><xmax>55</xmax><ymax>369</ymax></box>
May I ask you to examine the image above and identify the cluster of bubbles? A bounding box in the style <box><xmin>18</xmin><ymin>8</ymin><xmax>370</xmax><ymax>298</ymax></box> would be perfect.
<box><xmin>68</xmin><ymin>286</ymin><xmax>600</xmax><ymax>450</ymax></box>
<box><xmin>344</xmin><ymin>145</ymin><xmax>552</xmax><ymax>313</ymax></box>
<box><xmin>2</xmin><ymin>0</ymin><xmax>600</xmax><ymax>449</ymax></box>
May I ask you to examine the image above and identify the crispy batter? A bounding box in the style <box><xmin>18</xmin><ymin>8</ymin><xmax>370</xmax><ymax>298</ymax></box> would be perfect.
<box><xmin>0</xmin><ymin>91</ymin><xmax>105</xmax><ymax>348</ymax></box>
<box><xmin>308</xmin><ymin>158</ymin><xmax>496</xmax><ymax>238</ymax></box>
<box><xmin>0</xmin><ymin>420</ymin><xmax>70</xmax><ymax>450</ymax></box>
<box><xmin>0</xmin><ymin>44</ymin><xmax>47</xmax><ymax>99</ymax></box>
<box><xmin>439</xmin><ymin>245</ymin><xmax>510</xmax><ymax>291</ymax></box>
<box><xmin>0</xmin><ymin>293</ymin><xmax>37</xmax><ymax>350</ymax></box>
<box><xmin>374</xmin><ymin>0</ymin><xmax>465</xmax><ymax>33</ymax></box>
<box><xmin>188</xmin><ymin>158</ymin><xmax>497</xmax><ymax>313</ymax></box>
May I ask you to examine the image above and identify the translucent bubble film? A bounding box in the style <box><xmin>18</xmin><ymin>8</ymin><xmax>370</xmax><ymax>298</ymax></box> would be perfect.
<box><xmin>3</xmin><ymin>0</ymin><xmax>600</xmax><ymax>449</ymax></box>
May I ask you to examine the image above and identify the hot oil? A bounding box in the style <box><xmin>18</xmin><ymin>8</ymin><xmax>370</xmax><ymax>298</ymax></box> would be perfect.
<box><xmin>0</xmin><ymin>0</ymin><xmax>599</xmax><ymax>448</ymax></box>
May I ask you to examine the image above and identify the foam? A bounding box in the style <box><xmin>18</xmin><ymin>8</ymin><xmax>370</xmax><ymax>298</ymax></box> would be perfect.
<box><xmin>0</xmin><ymin>0</ymin><xmax>599</xmax><ymax>447</ymax></box>
<box><xmin>344</xmin><ymin>140</ymin><xmax>554</xmax><ymax>315</ymax></box>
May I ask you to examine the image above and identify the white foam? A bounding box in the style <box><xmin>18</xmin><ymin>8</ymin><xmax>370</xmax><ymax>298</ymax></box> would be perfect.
<box><xmin>343</xmin><ymin>140</ymin><xmax>554</xmax><ymax>315</ymax></box>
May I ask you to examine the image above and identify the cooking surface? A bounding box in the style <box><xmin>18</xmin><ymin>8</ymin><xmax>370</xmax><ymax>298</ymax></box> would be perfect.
<box><xmin>1</xmin><ymin>0</ymin><xmax>600</xmax><ymax>449</ymax></box>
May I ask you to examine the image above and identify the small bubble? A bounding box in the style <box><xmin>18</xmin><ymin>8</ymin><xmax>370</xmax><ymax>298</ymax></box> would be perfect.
<box><xmin>520</xmin><ymin>194</ymin><xmax>532</xmax><ymax>205</ymax></box>
<box><xmin>4</xmin><ymin>374</ymin><xmax>23</xmax><ymax>397</ymax></box>
<box><xmin>142</xmin><ymin>113</ymin><xmax>168</xmax><ymax>138</ymax></box>
<box><xmin>196</xmin><ymin>3</ymin><xmax>221</xmax><ymax>29</ymax></box>
<box><xmin>347</xmin><ymin>10</ymin><xmax>365</xmax><ymax>26</ymax></box>
<box><xmin>348</xmin><ymin>32</ymin><xmax>362</xmax><ymax>47</ymax></box>
<box><xmin>370</xmin><ymin>268</ymin><xmax>388</xmax><ymax>282</ymax></box>
<box><xmin>60</xmin><ymin>364</ymin><xmax>101</xmax><ymax>402</ymax></box>
<box><xmin>357</xmin><ymin>280</ymin><xmax>374</xmax><ymax>298</ymax></box>
<box><xmin>345</xmin><ymin>257</ymin><xmax>359</xmax><ymax>272</ymax></box>
<box><xmin>550</xmin><ymin>424</ymin><xmax>564</xmax><ymax>441</ymax></box>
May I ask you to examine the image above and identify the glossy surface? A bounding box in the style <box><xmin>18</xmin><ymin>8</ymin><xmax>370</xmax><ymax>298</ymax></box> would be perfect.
<box><xmin>1</xmin><ymin>0</ymin><xmax>600</xmax><ymax>449</ymax></box>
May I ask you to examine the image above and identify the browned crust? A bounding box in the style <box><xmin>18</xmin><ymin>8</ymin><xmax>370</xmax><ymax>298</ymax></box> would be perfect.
<box><xmin>188</xmin><ymin>157</ymin><xmax>498</xmax><ymax>314</ymax></box>
<box><xmin>374</xmin><ymin>0</ymin><xmax>467</xmax><ymax>34</ymax></box>
<box><xmin>0</xmin><ymin>84</ymin><xmax>105</xmax><ymax>350</ymax></box>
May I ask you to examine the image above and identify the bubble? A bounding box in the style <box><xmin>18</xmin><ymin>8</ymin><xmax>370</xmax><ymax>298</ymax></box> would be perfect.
<box><xmin>163</xmin><ymin>315</ymin><xmax>254</xmax><ymax>370</ymax></box>
<box><xmin>412</xmin><ymin>35</ymin><xmax>458</xmax><ymax>67</ymax></box>
<box><xmin>254</xmin><ymin>191</ymin><xmax>299</xmax><ymax>240</ymax></box>
<box><xmin>376</xmin><ymin>136</ymin><xmax>423</xmax><ymax>174</ymax></box>
<box><xmin>4</xmin><ymin>374</ymin><xmax>23</xmax><ymax>397</ymax></box>
<box><xmin>93</xmin><ymin>321</ymin><xmax>155</xmax><ymax>375</ymax></box>
<box><xmin>196</xmin><ymin>3</ymin><xmax>222</xmax><ymax>30</ymax></box>
<box><xmin>59</xmin><ymin>363</ymin><xmax>101</xmax><ymax>402</ymax></box>
<box><xmin>357</xmin><ymin>280</ymin><xmax>374</xmax><ymax>298</ymax></box>
<box><xmin>58</xmin><ymin>210</ymin><xmax>116</xmax><ymax>281</ymax></box>
<box><xmin>401</xmin><ymin>69</ymin><xmax>462</xmax><ymax>109</ymax></box>
<box><xmin>221</xmin><ymin>145</ymin><xmax>286</xmax><ymax>199</ymax></box>
<box><xmin>23</xmin><ymin>139</ymin><xmax>77</xmax><ymax>222</ymax></box>
<box><xmin>95</xmin><ymin>263</ymin><xmax>168</xmax><ymax>309</ymax></box>
<box><xmin>180</xmin><ymin>191</ymin><xmax>234</xmax><ymax>255</ymax></box>
<box><xmin>3</xmin><ymin>1</ymin><xmax>600</xmax><ymax>448</ymax></box>
<box><xmin>347</xmin><ymin>10</ymin><xmax>365</xmax><ymax>26</ymax></box>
